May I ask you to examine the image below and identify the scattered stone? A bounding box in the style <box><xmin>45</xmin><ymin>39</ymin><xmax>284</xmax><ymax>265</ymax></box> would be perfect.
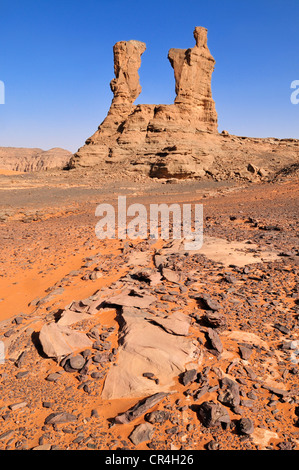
<box><xmin>273</xmin><ymin>323</ymin><xmax>291</xmax><ymax>335</ymax></box>
<box><xmin>129</xmin><ymin>423</ymin><xmax>154</xmax><ymax>446</ymax></box>
<box><xmin>206</xmin><ymin>439</ymin><xmax>221</xmax><ymax>450</ymax></box>
<box><xmin>143</xmin><ymin>372</ymin><xmax>155</xmax><ymax>379</ymax></box>
<box><xmin>262</xmin><ymin>384</ymin><xmax>289</xmax><ymax>397</ymax></box>
<box><xmin>44</xmin><ymin>412</ymin><xmax>77</xmax><ymax>425</ymax></box>
<box><xmin>277</xmin><ymin>440</ymin><xmax>296</xmax><ymax>450</ymax></box>
<box><xmin>181</xmin><ymin>369</ymin><xmax>197</xmax><ymax>386</ymax></box>
<box><xmin>4</xmin><ymin>329</ymin><xmax>14</xmax><ymax>338</ymax></box>
<box><xmin>15</xmin><ymin>351</ymin><xmax>28</xmax><ymax>368</ymax></box>
<box><xmin>91</xmin><ymin>409</ymin><xmax>99</xmax><ymax>418</ymax></box>
<box><xmin>114</xmin><ymin>393</ymin><xmax>168</xmax><ymax>424</ymax></box>
<box><xmin>203</xmin><ymin>311</ymin><xmax>227</xmax><ymax>329</ymax></box>
<box><xmin>145</xmin><ymin>410</ymin><xmax>170</xmax><ymax>424</ymax></box>
<box><xmin>194</xmin><ymin>385</ymin><xmax>209</xmax><ymax>401</ymax></box>
<box><xmin>238</xmin><ymin>417</ymin><xmax>254</xmax><ymax>435</ymax></box>
<box><xmin>42</xmin><ymin>402</ymin><xmax>53</xmax><ymax>408</ymax></box>
<box><xmin>15</xmin><ymin>371</ymin><xmax>29</xmax><ymax>379</ymax></box>
<box><xmin>69</xmin><ymin>354</ymin><xmax>86</xmax><ymax>370</ymax></box>
<box><xmin>239</xmin><ymin>344</ymin><xmax>253</xmax><ymax>360</ymax></box>
<box><xmin>197</xmin><ymin>401</ymin><xmax>231</xmax><ymax>428</ymax></box>
<box><xmin>46</xmin><ymin>372</ymin><xmax>61</xmax><ymax>382</ymax></box>
<box><xmin>195</xmin><ymin>294</ymin><xmax>221</xmax><ymax>311</ymax></box>
<box><xmin>206</xmin><ymin>328</ymin><xmax>223</xmax><ymax>355</ymax></box>
<box><xmin>0</xmin><ymin>430</ymin><xmax>14</xmax><ymax>440</ymax></box>
<box><xmin>218</xmin><ymin>377</ymin><xmax>241</xmax><ymax>411</ymax></box>
<box><xmin>9</xmin><ymin>402</ymin><xmax>27</xmax><ymax>411</ymax></box>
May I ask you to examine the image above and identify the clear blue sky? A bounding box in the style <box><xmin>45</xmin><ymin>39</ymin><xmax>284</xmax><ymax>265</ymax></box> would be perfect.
<box><xmin>0</xmin><ymin>0</ymin><xmax>298</xmax><ymax>152</ymax></box>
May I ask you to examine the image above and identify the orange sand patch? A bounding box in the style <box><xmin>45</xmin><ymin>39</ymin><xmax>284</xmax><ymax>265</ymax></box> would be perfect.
<box><xmin>0</xmin><ymin>168</ymin><xmax>24</xmax><ymax>175</ymax></box>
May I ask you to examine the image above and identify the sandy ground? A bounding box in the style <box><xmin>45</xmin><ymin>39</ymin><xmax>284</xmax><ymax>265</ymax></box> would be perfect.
<box><xmin>0</xmin><ymin>169</ymin><xmax>298</xmax><ymax>451</ymax></box>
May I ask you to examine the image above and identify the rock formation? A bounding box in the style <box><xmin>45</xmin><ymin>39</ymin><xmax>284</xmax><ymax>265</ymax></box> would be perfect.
<box><xmin>0</xmin><ymin>147</ymin><xmax>72</xmax><ymax>172</ymax></box>
<box><xmin>69</xmin><ymin>26</ymin><xmax>219</xmax><ymax>175</ymax></box>
<box><xmin>69</xmin><ymin>27</ymin><xmax>299</xmax><ymax>180</ymax></box>
<box><xmin>168</xmin><ymin>26</ymin><xmax>218</xmax><ymax>131</ymax></box>
<box><xmin>101</xmin><ymin>306</ymin><xmax>201</xmax><ymax>400</ymax></box>
<box><xmin>90</xmin><ymin>40</ymin><xmax>146</xmax><ymax>145</ymax></box>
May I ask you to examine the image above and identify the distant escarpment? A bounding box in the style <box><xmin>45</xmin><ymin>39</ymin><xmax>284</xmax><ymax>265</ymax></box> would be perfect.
<box><xmin>0</xmin><ymin>147</ymin><xmax>72</xmax><ymax>172</ymax></box>
<box><xmin>69</xmin><ymin>27</ymin><xmax>299</xmax><ymax>181</ymax></box>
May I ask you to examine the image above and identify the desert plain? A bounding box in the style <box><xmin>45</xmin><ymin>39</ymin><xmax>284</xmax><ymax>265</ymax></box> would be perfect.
<box><xmin>0</xmin><ymin>165</ymin><xmax>298</xmax><ymax>451</ymax></box>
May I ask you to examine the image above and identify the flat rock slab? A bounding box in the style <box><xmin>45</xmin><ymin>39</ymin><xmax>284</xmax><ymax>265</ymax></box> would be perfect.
<box><xmin>105</xmin><ymin>289</ymin><xmax>156</xmax><ymax>309</ymax></box>
<box><xmin>161</xmin><ymin>267</ymin><xmax>181</xmax><ymax>284</ymax></box>
<box><xmin>39</xmin><ymin>322</ymin><xmax>92</xmax><ymax>359</ymax></box>
<box><xmin>250</xmin><ymin>427</ymin><xmax>279</xmax><ymax>449</ymax></box>
<box><xmin>102</xmin><ymin>307</ymin><xmax>201</xmax><ymax>399</ymax></box>
<box><xmin>160</xmin><ymin>237</ymin><xmax>280</xmax><ymax>267</ymax></box>
<box><xmin>147</xmin><ymin>311</ymin><xmax>191</xmax><ymax>336</ymax></box>
<box><xmin>223</xmin><ymin>330</ymin><xmax>269</xmax><ymax>350</ymax></box>
<box><xmin>197</xmin><ymin>237</ymin><xmax>280</xmax><ymax>267</ymax></box>
<box><xmin>57</xmin><ymin>309</ymin><xmax>91</xmax><ymax>326</ymax></box>
<box><xmin>126</xmin><ymin>252</ymin><xmax>150</xmax><ymax>267</ymax></box>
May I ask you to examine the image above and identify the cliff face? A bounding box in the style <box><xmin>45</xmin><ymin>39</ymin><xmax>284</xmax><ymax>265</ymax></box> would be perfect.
<box><xmin>69</xmin><ymin>27</ymin><xmax>299</xmax><ymax>180</ymax></box>
<box><xmin>0</xmin><ymin>147</ymin><xmax>72</xmax><ymax>172</ymax></box>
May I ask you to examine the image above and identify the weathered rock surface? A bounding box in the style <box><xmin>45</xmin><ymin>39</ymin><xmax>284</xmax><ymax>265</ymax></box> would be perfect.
<box><xmin>44</xmin><ymin>412</ymin><xmax>77</xmax><ymax>425</ymax></box>
<box><xmin>168</xmin><ymin>26</ymin><xmax>218</xmax><ymax>131</ymax></box>
<box><xmin>101</xmin><ymin>306</ymin><xmax>201</xmax><ymax>399</ymax></box>
<box><xmin>197</xmin><ymin>401</ymin><xmax>231</xmax><ymax>428</ymax></box>
<box><xmin>0</xmin><ymin>180</ymin><xmax>298</xmax><ymax>450</ymax></box>
<box><xmin>129</xmin><ymin>422</ymin><xmax>154</xmax><ymax>446</ymax></box>
<box><xmin>39</xmin><ymin>322</ymin><xmax>93</xmax><ymax>360</ymax></box>
<box><xmin>0</xmin><ymin>147</ymin><xmax>72</xmax><ymax>172</ymax></box>
<box><xmin>69</xmin><ymin>27</ymin><xmax>299</xmax><ymax>180</ymax></box>
<box><xmin>104</xmin><ymin>288</ymin><xmax>156</xmax><ymax>309</ymax></box>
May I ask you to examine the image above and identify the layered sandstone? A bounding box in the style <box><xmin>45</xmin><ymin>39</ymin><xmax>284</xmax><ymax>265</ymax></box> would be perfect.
<box><xmin>168</xmin><ymin>26</ymin><xmax>218</xmax><ymax>130</ymax></box>
<box><xmin>0</xmin><ymin>147</ymin><xmax>72</xmax><ymax>172</ymax></box>
<box><xmin>69</xmin><ymin>27</ymin><xmax>299</xmax><ymax>180</ymax></box>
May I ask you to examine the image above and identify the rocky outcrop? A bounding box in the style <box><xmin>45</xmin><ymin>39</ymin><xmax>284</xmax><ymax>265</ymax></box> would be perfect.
<box><xmin>69</xmin><ymin>27</ymin><xmax>299</xmax><ymax>180</ymax></box>
<box><xmin>69</xmin><ymin>27</ymin><xmax>219</xmax><ymax>175</ymax></box>
<box><xmin>101</xmin><ymin>306</ymin><xmax>201</xmax><ymax>400</ymax></box>
<box><xmin>0</xmin><ymin>147</ymin><xmax>72</xmax><ymax>172</ymax></box>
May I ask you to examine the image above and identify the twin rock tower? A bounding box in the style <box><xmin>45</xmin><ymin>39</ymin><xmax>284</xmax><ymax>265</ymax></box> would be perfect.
<box><xmin>70</xmin><ymin>27</ymin><xmax>219</xmax><ymax>178</ymax></box>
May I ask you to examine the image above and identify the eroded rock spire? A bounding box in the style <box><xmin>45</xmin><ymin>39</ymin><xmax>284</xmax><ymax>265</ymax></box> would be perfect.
<box><xmin>70</xmin><ymin>27</ymin><xmax>219</xmax><ymax>172</ymax></box>
<box><xmin>168</xmin><ymin>26</ymin><xmax>218</xmax><ymax>131</ymax></box>
<box><xmin>110</xmin><ymin>40</ymin><xmax>146</xmax><ymax>111</ymax></box>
